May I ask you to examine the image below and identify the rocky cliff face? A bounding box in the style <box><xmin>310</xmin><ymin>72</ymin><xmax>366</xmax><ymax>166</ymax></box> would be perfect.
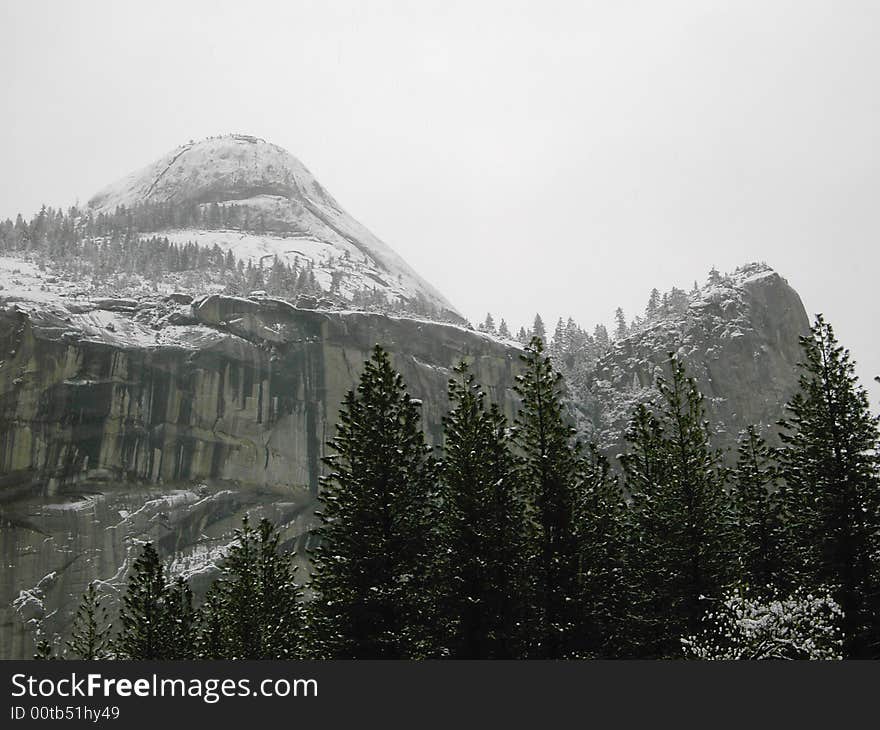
<box><xmin>0</xmin><ymin>262</ymin><xmax>811</xmax><ymax>658</ymax></box>
<box><xmin>0</xmin><ymin>291</ymin><xmax>520</xmax><ymax>658</ymax></box>
<box><xmin>579</xmin><ymin>263</ymin><xmax>810</xmax><ymax>454</ymax></box>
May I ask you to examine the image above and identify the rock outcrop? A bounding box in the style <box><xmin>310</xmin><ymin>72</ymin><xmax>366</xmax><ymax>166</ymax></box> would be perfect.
<box><xmin>0</xmin><ymin>292</ymin><xmax>520</xmax><ymax>658</ymax></box>
<box><xmin>581</xmin><ymin>263</ymin><xmax>810</xmax><ymax>454</ymax></box>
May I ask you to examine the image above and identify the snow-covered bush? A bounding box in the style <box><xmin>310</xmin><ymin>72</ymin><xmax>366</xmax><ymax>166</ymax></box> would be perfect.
<box><xmin>681</xmin><ymin>588</ymin><xmax>843</xmax><ymax>660</ymax></box>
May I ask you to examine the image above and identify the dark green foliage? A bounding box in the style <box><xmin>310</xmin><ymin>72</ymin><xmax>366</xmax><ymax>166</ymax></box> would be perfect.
<box><xmin>732</xmin><ymin>426</ymin><xmax>788</xmax><ymax>594</ymax></box>
<box><xmin>439</xmin><ymin>363</ymin><xmax>528</xmax><ymax>658</ymax></box>
<box><xmin>117</xmin><ymin>543</ymin><xmax>176</xmax><ymax>660</ymax></box>
<box><xmin>194</xmin><ymin>582</ymin><xmax>228</xmax><ymax>660</ymax></box>
<box><xmin>513</xmin><ymin>337</ymin><xmax>583</xmax><ymax>658</ymax></box>
<box><xmin>777</xmin><ymin>315</ymin><xmax>880</xmax><ymax>657</ymax></box>
<box><xmin>621</xmin><ymin>355</ymin><xmax>735</xmax><ymax>657</ymax></box>
<box><xmin>195</xmin><ymin>516</ymin><xmax>303</xmax><ymax>659</ymax></box>
<box><xmin>574</xmin><ymin>445</ymin><xmax>630</xmax><ymax>657</ymax></box>
<box><xmin>66</xmin><ymin>582</ymin><xmax>112</xmax><ymax>659</ymax></box>
<box><xmin>308</xmin><ymin>346</ymin><xmax>440</xmax><ymax>658</ymax></box>
<box><xmin>166</xmin><ymin>577</ymin><xmax>196</xmax><ymax>660</ymax></box>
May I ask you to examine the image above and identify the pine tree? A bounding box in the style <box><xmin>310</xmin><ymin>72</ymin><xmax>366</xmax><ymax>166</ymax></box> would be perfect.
<box><xmin>552</xmin><ymin>318</ymin><xmax>565</xmax><ymax>351</ymax></box>
<box><xmin>117</xmin><ymin>543</ymin><xmax>173</xmax><ymax>660</ymax></box>
<box><xmin>574</xmin><ymin>444</ymin><xmax>630</xmax><ymax>657</ymax></box>
<box><xmin>194</xmin><ymin>582</ymin><xmax>228</xmax><ymax>659</ymax></box>
<box><xmin>439</xmin><ymin>363</ymin><xmax>527</xmax><ymax>658</ymax></box>
<box><xmin>614</xmin><ymin>307</ymin><xmax>628</xmax><ymax>341</ymax></box>
<box><xmin>166</xmin><ymin>577</ymin><xmax>196</xmax><ymax>660</ymax></box>
<box><xmin>514</xmin><ymin>337</ymin><xmax>583</xmax><ymax>658</ymax></box>
<box><xmin>66</xmin><ymin>582</ymin><xmax>112</xmax><ymax>659</ymax></box>
<box><xmin>498</xmin><ymin>318</ymin><xmax>511</xmax><ymax>339</ymax></box>
<box><xmin>308</xmin><ymin>346</ymin><xmax>440</xmax><ymax>658</ymax></box>
<box><xmin>646</xmin><ymin>288</ymin><xmax>661</xmax><ymax>319</ymax></box>
<box><xmin>732</xmin><ymin>426</ymin><xmax>787</xmax><ymax>594</ymax></box>
<box><xmin>777</xmin><ymin>314</ymin><xmax>880</xmax><ymax>657</ymax></box>
<box><xmin>621</xmin><ymin>356</ymin><xmax>735</xmax><ymax>657</ymax></box>
<box><xmin>198</xmin><ymin>516</ymin><xmax>302</xmax><ymax>659</ymax></box>
<box><xmin>532</xmin><ymin>314</ymin><xmax>546</xmax><ymax>343</ymax></box>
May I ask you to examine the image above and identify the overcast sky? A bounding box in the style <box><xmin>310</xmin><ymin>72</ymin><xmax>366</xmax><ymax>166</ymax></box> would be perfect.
<box><xmin>1</xmin><ymin>0</ymin><xmax>878</xmax><ymax>404</ymax></box>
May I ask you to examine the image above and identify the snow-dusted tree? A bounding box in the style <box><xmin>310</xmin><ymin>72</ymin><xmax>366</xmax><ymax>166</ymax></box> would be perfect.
<box><xmin>645</xmin><ymin>288</ymin><xmax>661</xmax><ymax>318</ymax></box>
<box><xmin>498</xmin><ymin>318</ymin><xmax>511</xmax><ymax>339</ymax></box>
<box><xmin>613</xmin><ymin>307</ymin><xmax>628</xmax><ymax>341</ymax></box>
<box><xmin>117</xmin><ymin>543</ymin><xmax>177</xmax><ymax>660</ymax></box>
<box><xmin>532</xmin><ymin>314</ymin><xmax>546</xmax><ymax>344</ymax></box>
<box><xmin>480</xmin><ymin>312</ymin><xmax>496</xmax><ymax>334</ymax></box>
<box><xmin>66</xmin><ymin>582</ymin><xmax>112</xmax><ymax>659</ymax></box>
<box><xmin>732</xmin><ymin>426</ymin><xmax>788</xmax><ymax>593</ymax></box>
<box><xmin>574</xmin><ymin>445</ymin><xmax>629</xmax><ymax>657</ymax></box>
<box><xmin>438</xmin><ymin>363</ymin><xmax>528</xmax><ymax>658</ymax></box>
<box><xmin>552</xmin><ymin>317</ymin><xmax>565</xmax><ymax>351</ymax></box>
<box><xmin>194</xmin><ymin>517</ymin><xmax>301</xmax><ymax>660</ymax></box>
<box><xmin>681</xmin><ymin>588</ymin><xmax>843</xmax><ymax>660</ymax></box>
<box><xmin>777</xmin><ymin>314</ymin><xmax>880</xmax><ymax>657</ymax></box>
<box><xmin>514</xmin><ymin>338</ymin><xmax>583</xmax><ymax>658</ymax></box>
<box><xmin>308</xmin><ymin>346</ymin><xmax>440</xmax><ymax>658</ymax></box>
<box><xmin>621</xmin><ymin>356</ymin><xmax>736</xmax><ymax>657</ymax></box>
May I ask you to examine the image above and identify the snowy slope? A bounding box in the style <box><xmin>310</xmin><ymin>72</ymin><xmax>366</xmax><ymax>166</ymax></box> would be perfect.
<box><xmin>87</xmin><ymin>134</ymin><xmax>460</xmax><ymax>318</ymax></box>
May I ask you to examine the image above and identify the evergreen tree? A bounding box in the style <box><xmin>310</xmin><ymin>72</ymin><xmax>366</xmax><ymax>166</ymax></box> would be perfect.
<box><xmin>777</xmin><ymin>314</ymin><xmax>880</xmax><ymax>657</ymax></box>
<box><xmin>732</xmin><ymin>426</ymin><xmax>787</xmax><ymax>594</ymax></box>
<box><xmin>66</xmin><ymin>582</ymin><xmax>112</xmax><ymax>659</ymax></box>
<box><xmin>308</xmin><ymin>346</ymin><xmax>440</xmax><ymax>658</ymax></box>
<box><xmin>532</xmin><ymin>314</ymin><xmax>546</xmax><ymax>343</ymax></box>
<box><xmin>614</xmin><ymin>307</ymin><xmax>628</xmax><ymax>340</ymax></box>
<box><xmin>198</xmin><ymin>516</ymin><xmax>302</xmax><ymax>659</ymax></box>
<box><xmin>194</xmin><ymin>582</ymin><xmax>228</xmax><ymax>660</ymax></box>
<box><xmin>574</xmin><ymin>444</ymin><xmax>629</xmax><ymax>657</ymax></box>
<box><xmin>439</xmin><ymin>363</ymin><xmax>527</xmax><ymax>658</ymax></box>
<box><xmin>621</xmin><ymin>356</ymin><xmax>735</xmax><ymax>657</ymax></box>
<box><xmin>514</xmin><ymin>337</ymin><xmax>582</xmax><ymax>658</ymax></box>
<box><xmin>498</xmin><ymin>318</ymin><xmax>511</xmax><ymax>339</ymax></box>
<box><xmin>117</xmin><ymin>543</ymin><xmax>173</xmax><ymax>660</ymax></box>
<box><xmin>646</xmin><ymin>288</ymin><xmax>661</xmax><ymax>318</ymax></box>
<box><xmin>166</xmin><ymin>577</ymin><xmax>196</xmax><ymax>660</ymax></box>
<box><xmin>552</xmin><ymin>318</ymin><xmax>565</xmax><ymax>351</ymax></box>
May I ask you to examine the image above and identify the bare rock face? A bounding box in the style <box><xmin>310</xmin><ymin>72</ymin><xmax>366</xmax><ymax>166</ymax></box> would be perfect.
<box><xmin>0</xmin><ymin>293</ymin><xmax>519</xmax><ymax>658</ymax></box>
<box><xmin>582</xmin><ymin>263</ymin><xmax>810</xmax><ymax>454</ymax></box>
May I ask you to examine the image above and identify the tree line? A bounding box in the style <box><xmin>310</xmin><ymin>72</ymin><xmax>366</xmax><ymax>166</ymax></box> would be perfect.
<box><xmin>0</xmin><ymin>204</ymin><xmax>447</xmax><ymax>319</ymax></box>
<box><xmin>40</xmin><ymin>314</ymin><xmax>880</xmax><ymax>660</ymax></box>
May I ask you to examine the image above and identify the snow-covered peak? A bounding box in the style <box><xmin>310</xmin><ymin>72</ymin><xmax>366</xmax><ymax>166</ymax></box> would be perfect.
<box><xmin>87</xmin><ymin>134</ymin><xmax>461</xmax><ymax>320</ymax></box>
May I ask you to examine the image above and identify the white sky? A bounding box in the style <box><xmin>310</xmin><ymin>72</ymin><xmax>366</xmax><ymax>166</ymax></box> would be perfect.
<box><xmin>1</xmin><ymin>0</ymin><xmax>878</xmax><ymax>404</ymax></box>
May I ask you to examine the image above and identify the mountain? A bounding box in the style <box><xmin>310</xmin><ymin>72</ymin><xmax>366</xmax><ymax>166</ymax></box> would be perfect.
<box><xmin>88</xmin><ymin>134</ymin><xmax>461</xmax><ymax>321</ymax></box>
<box><xmin>0</xmin><ymin>135</ymin><xmax>812</xmax><ymax>658</ymax></box>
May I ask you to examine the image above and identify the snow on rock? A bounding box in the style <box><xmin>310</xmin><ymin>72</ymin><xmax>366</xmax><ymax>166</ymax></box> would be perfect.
<box><xmin>87</xmin><ymin>134</ymin><xmax>460</xmax><ymax>320</ymax></box>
